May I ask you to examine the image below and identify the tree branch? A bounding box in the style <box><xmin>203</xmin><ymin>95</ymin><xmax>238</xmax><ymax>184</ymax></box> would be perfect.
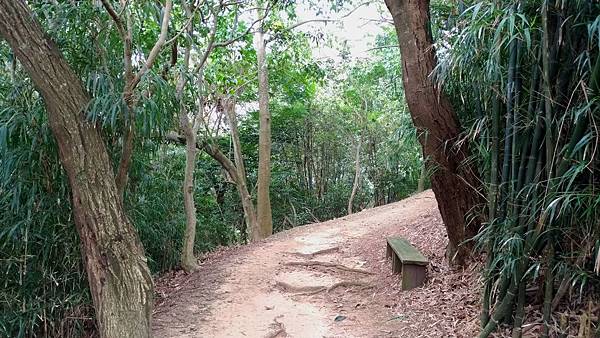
<box><xmin>211</xmin><ymin>0</ymin><xmax>273</xmax><ymax>48</ymax></box>
<box><xmin>100</xmin><ymin>0</ymin><xmax>126</xmax><ymax>39</ymax></box>
<box><xmin>266</xmin><ymin>0</ymin><xmax>373</xmax><ymax>43</ymax></box>
<box><xmin>165</xmin><ymin>132</ymin><xmax>240</xmax><ymax>183</ymax></box>
<box><xmin>130</xmin><ymin>0</ymin><xmax>173</xmax><ymax>89</ymax></box>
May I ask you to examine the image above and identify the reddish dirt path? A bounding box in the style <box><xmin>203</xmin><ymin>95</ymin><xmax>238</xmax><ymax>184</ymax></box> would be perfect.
<box><xmin>153</xmin><ymin>190</ymin><xmax>480</xmax><ymax>337</ymax></box>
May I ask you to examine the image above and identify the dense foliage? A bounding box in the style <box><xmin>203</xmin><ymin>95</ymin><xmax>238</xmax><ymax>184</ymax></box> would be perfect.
<box><xmin>0</xmin><ymin>2</ymin><xmax>420</xmax><ymax>336</ymax></box>
<box><xmin>435</xmin><ymin>1</ymin><xmax>600</xmax><ymax>336</ymax></box>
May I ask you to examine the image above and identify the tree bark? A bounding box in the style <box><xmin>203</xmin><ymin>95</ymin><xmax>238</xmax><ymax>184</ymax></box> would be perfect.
<box><xmin>223</xmin><ymin>97</ymin><xmax>260</xmax><ymax>240</ymax></box>
<box><xmin>0</xmin><ymin>1</ymin><xmax>153</xmax><ymax>336</ymax></box>
<box><xmin>115</xmin><ymin>122</ymin><xmax>135</xmax><ymax>197</ymax></box>
<box><xmin>255</xmin><ymin>15</ymin><xmax>273</xmax><ymax>240</ymax></box>
<box><xmin>347</xmin><ymin>137</ymin><xmax>362</xmax><ymax>215</ymax></box>
<box><xmin>200</xmin><ymin>142</ymin><xmax>258</xmax><ymax>233</ymax></box>
<box><xmin>384</xmin><ymin>0</ymin><xmax>480</xmax><ymax>266</ymax></box>
<box><xmin>417</xmin><ymin>161</ymin><xmax>427</xmax><ymax>193</ymax></box>
<box><xmin>175</xmin><ymin>16</ymin><xmax>199</xmax><ymax>272</ymax></box>
<box><xmin>180</xmin><ymin>124</ymin><xmax>199</xmax><ymax>272</ymax></box>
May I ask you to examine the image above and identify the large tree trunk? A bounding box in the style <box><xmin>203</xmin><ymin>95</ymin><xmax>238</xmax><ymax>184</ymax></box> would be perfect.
<box><xmin>115</xmin><ymin>119</ymin><xmax>135</xmax><ymax>197</ymax></box>
<box><xmin>255</xmin><ymin>19</ymin><xmax>273</xmax><ymax>240</ymax></box>
<box><xmin>0</xmin><ymin>1</ymin><xmax>153</xmax><ymax>337</ymax></box>
<box><xmin>223</xmin><ymin>98</ymin><xmax>260</xmax><ymax>240</ymax></box>
<box><xmin>347</xmin><ymin>137</ymin><xmax>362</xmax><ymax>215</ymax></box>
<box><xmin>384</xmin><ymin>0</ymin><xmax>480</xmax><ymax>266</ymax></box>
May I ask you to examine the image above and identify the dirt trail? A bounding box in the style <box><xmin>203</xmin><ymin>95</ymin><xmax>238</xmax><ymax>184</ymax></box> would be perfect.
<box><xmin>153</xmin><ymin>190</ymin><xmax>480</xmax><ymax>337</ymax></box>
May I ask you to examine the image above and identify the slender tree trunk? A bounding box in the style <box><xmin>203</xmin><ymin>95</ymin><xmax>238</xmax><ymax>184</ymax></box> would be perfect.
<box><xmin>101</xmin><ymin>0</ymin><xmax>172</xmax><ymax>200</ymax></box>
<box><xmin>223</xmin><ymin>97</ymin><xmax>259</xmax><ymax>240</ymax></box>
<box><xmin>193</xmin><ymin>138</ymin><xmax>259</xmax><ymax>241</ymax></box>
<box><xmin>175</xmin><ymin>24</ymin><xmax>199</xmax><ymax>272</ymax></box>
<box><xmin>180</xmin><ymin>126</ymin><xmax>199</xmax><ymax>271</ymax></box>
<box><xmin>0</xmin><ymin>2</ymin><xmax>153</xmax><ymax>336</ymax></box>
<box><xmin>205</xmin><ymin>144</ymin><xmax>256</xmax><ymax>232</ymax></box>
<box><xmin>384</xmin><ymin>0</ymin><xmax>480</xmax><ymax>266</ymax></box>
<box><xmin>255</xmin><ymin>17</ymin><xmax>273</xmax><ymax>240</ymax></box>
<box><xmin>347</xmin><ymin>137</ymin><xmax>362</xmax><ymax>215</ymax></box>
<box><xmin>166</xmin><ymin>132</ymin><xmax>256</xmax><ymax>236</ymax></box>
<box><xmin>417</xmin><ymin>161</ymin><xmax>427</xmax><ymax>193</ymax></box>
<box><xmin>541</xmin><ymin>1</ymin><xmax>555</xmax><ymax>178</ymax></box>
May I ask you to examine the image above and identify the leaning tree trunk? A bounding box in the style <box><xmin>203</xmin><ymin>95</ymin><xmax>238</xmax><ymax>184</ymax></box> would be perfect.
<box><xmin>384</xmin><ymin>0</ymin><xmax>480</xmax><ymax>266</ymax></box>
<box><xmin>347</xmin><ymin>137</ymin><xmax>362</xmax><ymax>215</ymax></box>
<box><xmin>223</xmin><ymin>97</ymin><xmax>259</xmax><ymax>240</ymax></box>
<box><xmin>165</xmin><ymin>131</ymin><xmax>259</xmax><ymax>242</ymax></box>
<box><xmin>0</xmin><ymin>1</ymin><xmax>153</xmax><ymax>337</ymax></box>
<box><xmin>255</xmin><ymin>18</ymin><xmax>273</xmax><ymax>240</ymax></box>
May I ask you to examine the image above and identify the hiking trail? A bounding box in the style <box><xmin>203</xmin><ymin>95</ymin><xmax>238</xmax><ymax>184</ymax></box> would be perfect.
<box><xmin>153</xmin><ymin>190</ymin><xmax>480</xmax><ymax>337</ymax></box>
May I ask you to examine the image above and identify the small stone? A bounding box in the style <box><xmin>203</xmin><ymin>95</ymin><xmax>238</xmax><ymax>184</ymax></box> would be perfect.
<box><xmin>334</xmin><ymin>315</ymin><xmax>346</xmax><ymax>322</ymax></box>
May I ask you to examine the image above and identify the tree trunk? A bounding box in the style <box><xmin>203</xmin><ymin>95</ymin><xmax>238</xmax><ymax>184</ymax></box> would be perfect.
<box><xmin>115</xmin><ymin>116</ymin><xmax>135</xmax><ymax>198</ymax></box>
<box><xmin>417</xmin><ymin>161</ymin><xmax>427</xmax><ymax>193</ymax></box>
<box><xmin>0</xmin><ymin>1</ymin><xmax>153</xmax><ymax>336</ymax></box>
<box><xmin>384</xmin><ymin>0</ymin><xmax>480</xmax><ymax>266</ymax></box>
<box><xmin>223</xmin><ymin>97</ymin><xmax>259</xmax><ymax>240</ymax></box>
<box><xmin>180</xmin><ymin>124</ymin><xmax>199</xmax><ymax>272</ymax></box>
<box><xmin>255</xmin><ymin>18</ymin><xmax>273</xmax><ymax>240</ymax></box>
<box><xmin>165</xmin><ymin>132</ymin><xmax>257</xmax><ymax>239</ymax></box>
<box><xmin>347</xmin><ymin>137</ymin><xmax>362</xmax><ymax>215</ymax></box>
<box><xmin>175</xmin><ymin>20</ymin><xmax>199</xmax><ymax>272</ymax></box>
<box><xmin>191</xmin><ymin>137</ymin><xmax>259</xmax><ymax>242</ymax></box>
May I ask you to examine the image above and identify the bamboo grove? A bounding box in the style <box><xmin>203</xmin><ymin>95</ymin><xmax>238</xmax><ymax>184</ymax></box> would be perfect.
<box><xmin>436</xmin><ymin>1</ymin><xmax>600</xmax><ymax>336</ymax></box>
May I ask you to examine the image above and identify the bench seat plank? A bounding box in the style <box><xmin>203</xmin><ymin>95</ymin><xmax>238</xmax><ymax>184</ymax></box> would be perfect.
<box><xmin>386</xmin><ymin>237</ymin><xmax>428</xmax><ymax>266</ymax></box>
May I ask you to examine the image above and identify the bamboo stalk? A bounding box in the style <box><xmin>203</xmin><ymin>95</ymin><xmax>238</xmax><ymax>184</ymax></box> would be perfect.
<box><xmin>512</xmin><ymin>279</ymin><xmax>526</xmax><ymax>338</ymax></box>
<box><xmin>482</xmin><ymin>93</ymin><xmax>502</xmax><ymax>328</ymax></box>
<box><xmin>499</xmin><ymin>10</ymin><xmax>518</xmax><ymax>218</ymax></box>
<box><xmin>541</xmin><ymin>244</ymin><xmax>555</xmax><ymax>338</ymax></box>
<box><xmin>542</xmin><ymin>0</ymin><xmax>555</xmax><ymax>178</ymax></box>
<box><xmin>480</xmin><ymin>260</ymin><xmax>523</xmax><ymax>338</ymax></box>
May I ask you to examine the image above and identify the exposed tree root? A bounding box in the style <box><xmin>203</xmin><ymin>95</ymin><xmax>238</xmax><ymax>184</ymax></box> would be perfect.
<box><xmin>287</xmin><ymin>247</ymin><xmax>340</xmax><ymax>258</ymax></box>
<box><xmin>275</xmin><ymin>280</ymin><xmax>372</xmax><ymax>296</ymax></box>
<box><xmin>275</xmin><ymin>281</ymin><xmax>326</xmax><ymax>294</ymax></box>
<box><xmin>326</xmin><ymin>280</ymin><xmax>371</xmax><ymax>293</ymax></box>
<box><xmin>283</xmin><ymin>260</ymin><xmax>373</xmax><ymax>275</ymax></box>
<box><xmin>264</xmin><ymin>315</ymin><xmax>287</xmax><ymax>338</ymax></box>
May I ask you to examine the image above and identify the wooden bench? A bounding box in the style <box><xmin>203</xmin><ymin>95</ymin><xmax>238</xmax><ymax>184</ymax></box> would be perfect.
<box><xmin>386</xmin><ymin>237</ymin><xmax>428</xmax><ymax>290</ymax></box>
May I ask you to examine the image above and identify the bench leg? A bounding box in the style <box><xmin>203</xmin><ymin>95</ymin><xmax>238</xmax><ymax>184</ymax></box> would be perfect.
<box><xmin>386</xmin><ymin>243</ymin><xmax>392</xmax><ymax>259</ymax></box>
<box><xmin>391</xmin><ymin>254</ymin><xmax>402</xmax><ymax>274</ymax></box>
<box><xmin>401</xmin><ymin>264</ymin><xmax>426</xmax><ymax>290</ymax></box>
